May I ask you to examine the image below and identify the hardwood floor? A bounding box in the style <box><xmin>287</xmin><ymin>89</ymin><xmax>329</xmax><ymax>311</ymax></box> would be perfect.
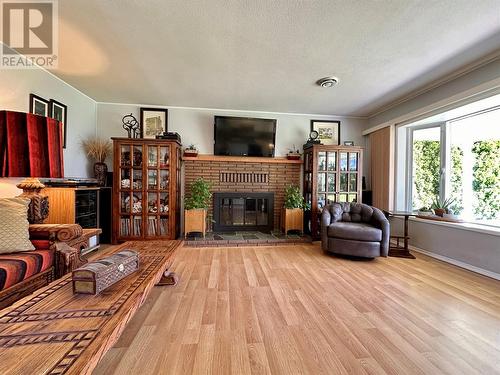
<box><xmin>93</xmin><ymin>243</ymin><xmax>500</xmax><ymax>375</ymax></box>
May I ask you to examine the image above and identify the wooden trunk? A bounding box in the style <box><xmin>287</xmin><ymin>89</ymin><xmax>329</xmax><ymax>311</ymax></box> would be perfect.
<box><xmin>72</xmin><ymin>250</ymin><xmax>139</xmax><ymax>294</ymax></box>
<box><xmin>184</xmin><ymin>209</ymin><xmax>206</xmax><ymax>238</ymax></box>
<box><xmin>282</xmin><ymin>208</ymin><xmax>304</xmax><ymax>234</ymax></box>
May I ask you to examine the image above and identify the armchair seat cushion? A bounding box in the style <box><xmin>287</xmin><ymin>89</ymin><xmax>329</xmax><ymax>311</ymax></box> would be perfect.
<box><xmin>327</xmin><ymin>222</ymin><xmax>382</xmax><ymax>242</ymax></box>
<box><xmin>0</xmin><ymin>250</ymin><xmax>54</xmax><ymax>290</ymax></box>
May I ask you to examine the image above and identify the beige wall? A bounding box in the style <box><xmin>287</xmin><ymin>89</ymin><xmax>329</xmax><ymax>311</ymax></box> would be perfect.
<box><xmin>96</xmin><ymin>103</ymin><xmax>369</xmax><ymax>171</ymax></box>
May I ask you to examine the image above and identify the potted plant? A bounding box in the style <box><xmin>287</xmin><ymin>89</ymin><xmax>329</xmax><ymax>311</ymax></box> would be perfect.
<box><xmin>287</xmin><ymin>145</ymin><xmax>301</xmax><ymax>160</ymax></box>
<box><xmin>183</xmin><ymin>144</ymin><xmax>198</xmax><ymax>157</ymax></box>
<box><xmin>184</xmin><ymin>177</ymin><xmax>212</xmax><ymax>238</ymax></box>
<box><xmin>282</xmin><ymin>185</ymin><xmax>307</xmax><ymax>234</ymax></box>
<box><xmin>431</xmin><ymin>196</ymin><xmax>455</xmax><ymax>217</ymax></box>
<box><xmin>81</xmin><ymin>137</ymin><xmax>112</xmax><ymax>186</ymax></box>
<box><xmin>417</xmin><ymin>206</ymin><xmax>433</xmax><ymax>216</ymax></box>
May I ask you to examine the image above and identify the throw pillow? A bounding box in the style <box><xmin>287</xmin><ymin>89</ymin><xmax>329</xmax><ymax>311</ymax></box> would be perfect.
<box><xmin>0</xmin><ymin>198</ymin><xmax>35</xmax><ymax>254</ymax></box>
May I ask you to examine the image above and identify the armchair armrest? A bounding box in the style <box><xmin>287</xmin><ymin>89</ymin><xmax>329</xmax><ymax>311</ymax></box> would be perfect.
<box><xmin>54</xmin><ymin>242</ymin><xmax>87</xmax><ymax>278</ymax></box>
<box><xmin>29</xmin><ymin>224</ymin><xmax>86</xmax><ymax>277</ymax></box>
<box><xmin>371</xmin><ymin>208</ymin><xmax>390</xmax><ymax>257</ymax></box>
<box><xmin>29</xmin><ymin>224</ymin><xmax>83</xmax><ymax>250</ymax></box>
<box><xmin>321</xmin><ymin>207</ymin><xmax>332</xmax><ymax>251</ymax></box>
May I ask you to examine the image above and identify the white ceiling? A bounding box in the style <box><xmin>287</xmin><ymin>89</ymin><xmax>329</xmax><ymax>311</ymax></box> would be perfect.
<box><xmin>53</xmin><ymin>0</ymin><xmax>500</xmax><ymax>116</ymax></box>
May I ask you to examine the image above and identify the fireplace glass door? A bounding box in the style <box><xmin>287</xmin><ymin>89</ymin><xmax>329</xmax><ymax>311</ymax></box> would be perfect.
<box><xmin>215</xmin><ymin>193</ymin><xmax>274</xmax><ymax>232</ymax></box>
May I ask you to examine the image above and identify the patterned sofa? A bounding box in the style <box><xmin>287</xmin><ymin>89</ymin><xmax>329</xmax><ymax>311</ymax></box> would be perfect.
<box><xmin>0</xmin><ymin>223</ymin><xmax>85</xmax><ymax>309</ymax></box>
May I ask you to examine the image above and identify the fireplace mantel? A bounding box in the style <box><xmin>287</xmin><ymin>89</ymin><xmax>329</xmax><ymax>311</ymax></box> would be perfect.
<box><xmin>182</xmin><ymin>154</ymin><xmax>302</xmax><ymax>164</ymax></box>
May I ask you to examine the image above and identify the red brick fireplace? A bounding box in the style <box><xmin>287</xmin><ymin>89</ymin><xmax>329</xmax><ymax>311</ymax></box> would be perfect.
<box><xmin>183</xmin><ymin>155</ymin><xmax>301</xmax><ymax>231</ymax></box>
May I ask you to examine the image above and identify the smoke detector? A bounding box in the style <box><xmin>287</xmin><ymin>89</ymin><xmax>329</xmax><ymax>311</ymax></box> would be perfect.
<box><xmin>316</xmin><ymin>76</ymin><xmax>339</xmax><ymax>88</ymax></box>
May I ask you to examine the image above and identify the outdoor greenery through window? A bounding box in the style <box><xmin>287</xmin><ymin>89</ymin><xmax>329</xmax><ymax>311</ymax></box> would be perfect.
<box><xmin>409</xmin><ymin>107</ymin><xmax>500</xmax><ymax>227</ymax></box>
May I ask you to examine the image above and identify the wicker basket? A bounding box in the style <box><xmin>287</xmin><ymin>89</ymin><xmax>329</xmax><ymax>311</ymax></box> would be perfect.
<box><xmin>72</xmin><ymin>250</ymin><xmax>139</xmax><ymax>294</ymax></box>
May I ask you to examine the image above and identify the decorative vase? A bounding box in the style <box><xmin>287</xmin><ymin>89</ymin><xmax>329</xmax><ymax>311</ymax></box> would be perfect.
<box><xmin>94</xmin><ymin>162</ymin><xmax>108</xmax><ymax>186</ymax></box>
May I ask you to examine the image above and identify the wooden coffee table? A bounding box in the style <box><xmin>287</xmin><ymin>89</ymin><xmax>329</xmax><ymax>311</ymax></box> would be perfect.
<box><xmin>0</xmin><ymin>240</ymin><xmax>181</xmax><ymax>375</ymax></box>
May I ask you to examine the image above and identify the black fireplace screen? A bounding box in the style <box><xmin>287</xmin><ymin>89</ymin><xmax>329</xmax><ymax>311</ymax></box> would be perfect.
<box><xmin>213</xmin><ymin>192</ymin><xmax>274</xmax><ymax>232</ymax></box>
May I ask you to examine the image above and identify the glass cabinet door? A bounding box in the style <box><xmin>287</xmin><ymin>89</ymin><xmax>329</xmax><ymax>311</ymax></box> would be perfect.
<box><xmin>119</xmin><ymin>143</ymin><xmax>143</xmax><ymax>238</ymax></box>
<box><xmin>145</xmin><ymin>144</ymin><xmax>170</xmax><ymax>238</ymax></box>
<box><xmin>338</xmin><ymin>151</ymin><xmax>359</xmax><ymax>203</ymax></box>
<box><xmin>317</xmin><ymin>150</ymin><xmax>340</xmax><ymax>207</ymax></box>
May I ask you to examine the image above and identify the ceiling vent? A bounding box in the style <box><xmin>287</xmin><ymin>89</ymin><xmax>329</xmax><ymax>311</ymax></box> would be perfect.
<box><xmin>316</xmin><ymin>76</ymin><xmax>339</xmax><ymax>88</ymax></box>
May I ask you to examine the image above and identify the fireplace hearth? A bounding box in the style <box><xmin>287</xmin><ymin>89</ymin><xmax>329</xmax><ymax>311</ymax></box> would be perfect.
<box><xmin>213</xmin><ymin>192</ymin><xmax>274</xmax><ymax>232</ymax></box>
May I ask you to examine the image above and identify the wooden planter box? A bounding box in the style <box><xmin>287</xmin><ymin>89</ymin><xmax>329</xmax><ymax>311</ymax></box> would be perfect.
<box><xmin>184</xmin><ymin>209</ymin><xmax>206</xmax><ymax>238</ymax></box>
<box><xmin>282</xmin><ymin>208</ymin><xmax>303</xmax><ymax>234</ymax></box>
<box><xmin>183</xmin><ymin>151</ymin><xmax>198</xmax><ymax>157</ymax></box>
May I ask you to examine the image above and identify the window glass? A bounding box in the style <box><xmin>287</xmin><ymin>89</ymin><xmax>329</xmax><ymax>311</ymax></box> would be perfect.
<box><xmin>448</xmin><ymin>109</ymin><xmax>500</xmax><ymax>226</ymax></box>
<box><xmin>412</xmin><ymin>127</ymin><xmax>440</xmax><ymax>210</ymax></box>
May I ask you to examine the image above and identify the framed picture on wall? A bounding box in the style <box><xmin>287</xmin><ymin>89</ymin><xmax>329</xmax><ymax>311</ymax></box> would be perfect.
<box><xmin>29</xmin><ymin>94</ymin><xmax>49</xmax><ymax>117</ymax></box>
<box><xmin>140</xmin><ymin>108</ymin><xmax>168</xmax><ymax>138</ymax></box>
<box><xmin>49</xmin><ymin>99</ymin><xmax>68</xmax><ymax>148</ymax></box>
<box><xmin>310</xmin><ymin>120</ymin><xmax>340</xmax><ymax>145</ymax></box>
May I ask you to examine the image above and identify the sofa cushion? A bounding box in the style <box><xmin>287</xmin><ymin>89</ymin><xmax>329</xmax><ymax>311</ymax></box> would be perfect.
<box><xmin>0</xmin><ymin>198</ymin><xmax>35</xmax><ymax>254</ymax></box>
<box><xmin>0</xmin><ymin>249</ymin><xmax>54</xmax><ymax>290</ymax></box>
<box><xmin>328</xmin><ymin>222</ymin><xmax>382</xmax><ymax>242</ymax></box>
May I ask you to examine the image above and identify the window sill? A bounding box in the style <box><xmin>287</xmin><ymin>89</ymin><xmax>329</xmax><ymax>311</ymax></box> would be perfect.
<box><xmin>409</xmin><ymin>217</ymin><xmax>500</xmax><ymax>236</ymax></box>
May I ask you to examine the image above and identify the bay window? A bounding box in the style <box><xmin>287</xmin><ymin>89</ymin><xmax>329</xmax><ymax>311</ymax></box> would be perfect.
<box><xmin>403</xmin><ymin>103</ymin><xmax>500</xmax><ymax>227</ymax></box>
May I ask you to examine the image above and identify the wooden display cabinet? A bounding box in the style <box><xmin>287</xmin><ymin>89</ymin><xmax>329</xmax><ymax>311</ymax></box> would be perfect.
<box><xmin>303</xmin><ymin>144</ymin><xmax>363</xmax><ymax>239</ymax></box>
<box><xmin>112</xmin><ymin>138</ymin><xmax>181</xmax><ymax>243</ymax></box>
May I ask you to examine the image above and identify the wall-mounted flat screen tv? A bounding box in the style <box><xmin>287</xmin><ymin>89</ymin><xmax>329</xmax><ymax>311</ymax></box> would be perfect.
<box><xmin>214</xmin><ymin>116</ymin><xmax>276</xmax><ymax>157</ymax></box>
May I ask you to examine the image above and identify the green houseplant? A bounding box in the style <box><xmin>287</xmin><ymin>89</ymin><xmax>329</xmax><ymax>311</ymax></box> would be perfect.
<box><xmin>184</xmin><ymin>178</ymin><xmax>212</xmax><ymax>237</ymax></box>
<box><xmin>282</xmin><ymin>185</ymin><xmax>307</xmax><ymax>234</ymax></box>
<box><xmin>284</xmin><ymin>185</ymin><xmax>307</xmax><ymax>209</ymax></box>
<box><xmin>431</xmin><ymin>196</ymin><xmax>455</xmax><ymax>217</ymax></box>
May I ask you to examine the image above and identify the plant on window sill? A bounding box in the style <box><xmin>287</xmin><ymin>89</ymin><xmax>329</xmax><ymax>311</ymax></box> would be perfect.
<box><xmin>431</xmin><ymin>196</ymin><xmax>455</xmax><ymax>217</ymax></box>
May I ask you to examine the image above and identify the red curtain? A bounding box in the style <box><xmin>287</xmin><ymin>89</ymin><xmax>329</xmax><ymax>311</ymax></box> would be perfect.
<box><xmin>0</xmin><ymin>110</ymin><xmax>64</xmax><ymax>178</ymax></box>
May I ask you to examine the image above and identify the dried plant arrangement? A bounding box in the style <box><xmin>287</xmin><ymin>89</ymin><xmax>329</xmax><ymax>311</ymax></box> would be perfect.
<box><xmin>81</xmin><ymin>137</ymin><xmax>112</xmax><ymax>163</ymax></box>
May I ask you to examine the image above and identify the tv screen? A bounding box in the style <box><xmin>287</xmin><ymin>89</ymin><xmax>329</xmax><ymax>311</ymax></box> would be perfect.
<box><xmin>214</xmin><ymin>116</ymin><xmax>276</xmax><ymax>157</ymax></box>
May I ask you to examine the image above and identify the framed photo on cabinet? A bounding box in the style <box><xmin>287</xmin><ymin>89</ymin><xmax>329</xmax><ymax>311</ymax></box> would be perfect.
<box><xmin>311</xmin><ymin>120</ymin><xmax>340</xmax><ymax>145</ymax></box>
<box><xmin>140</xmin><ymin>108</ymin><xmax>168</xmax><ymax>139</ymax></box>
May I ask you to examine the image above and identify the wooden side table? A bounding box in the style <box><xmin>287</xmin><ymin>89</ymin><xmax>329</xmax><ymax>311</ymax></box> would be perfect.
<box><xmin>383</xmin><ymin>211</ymin><xmax>416</xmax><ymax>259</ymax></box>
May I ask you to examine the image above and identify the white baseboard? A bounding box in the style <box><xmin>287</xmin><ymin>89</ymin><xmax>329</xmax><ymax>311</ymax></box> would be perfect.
<box><xmin>407</xmin><ymin>243</ymin><xmax>500</xmax><ymax>281</ymax></box>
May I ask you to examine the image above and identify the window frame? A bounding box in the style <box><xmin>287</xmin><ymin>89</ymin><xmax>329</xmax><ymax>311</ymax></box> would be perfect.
<box><xmin>405</xmin><ymin>122</ymin><xmax>446</xmax><ymax>212</ymax></box>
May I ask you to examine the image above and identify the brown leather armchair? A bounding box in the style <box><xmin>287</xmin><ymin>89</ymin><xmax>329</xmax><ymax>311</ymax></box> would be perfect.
<box><xmin>321</xmin><ymin>202</ymin><xmax>390</xmax><ymax>258</ymax></box>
